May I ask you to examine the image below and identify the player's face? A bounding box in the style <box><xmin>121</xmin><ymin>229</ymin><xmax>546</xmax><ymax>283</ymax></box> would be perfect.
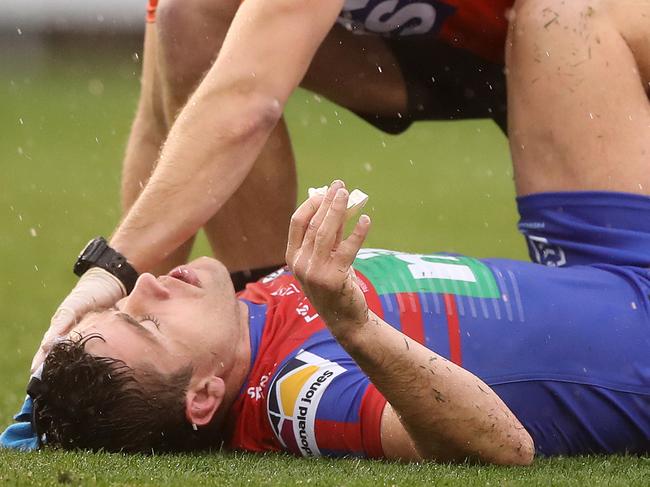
<box><xmin>71</xmin><ymin>257</ymin><xmax>245</xmax><ymax>378</ymax></box>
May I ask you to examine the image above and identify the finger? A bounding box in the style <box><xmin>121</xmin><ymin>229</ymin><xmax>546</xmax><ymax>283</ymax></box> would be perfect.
<box><xmin>31</xmin><ymin>350</ymin><xmax>45</xmax><ymax>374</ymax></box>
<box><xmin>302</xmin><ymin>180</ymin><xmax>344</xmax><ymax>253</ymax></box>
<box><xmin>50</xmin><ymin>307</ymin><xmax>76</xmax><ymax>329</ymax></box>
<box><xmin>334</xmin><ymin>214</ymin><xmax>372</xmax><ymax>268</ymax></box>
<box><xmin>286</xmin><ymin>193</ymin><xmax>325</xmax><ymax>266</ymax></box>
<box><xmin>313</xmin><ymin>188</ymin><xmax>349</xmax><ymax>264</ymax></box>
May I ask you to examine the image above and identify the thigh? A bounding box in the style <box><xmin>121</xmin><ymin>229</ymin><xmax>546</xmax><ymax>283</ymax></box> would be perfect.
<box><xmin>302</xmin><ymin>24</ymin><xmax>409</xmax><ymax>121</ymax></box>
<box><xmin>303</xmin><ymin>25</ymin><xmax>508</xmax><ymax>134</ymax></box>
<box><xmin>506</xmin><ymin>0</ymin><xmax>650</xmax><ymax>196</ymax></box>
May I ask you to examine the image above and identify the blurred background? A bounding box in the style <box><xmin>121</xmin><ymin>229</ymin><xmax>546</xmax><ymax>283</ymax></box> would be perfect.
<box><xmin>1</xmin><ymin>2</ymin><xmax>523</xmax><ymax>423</ymax></box>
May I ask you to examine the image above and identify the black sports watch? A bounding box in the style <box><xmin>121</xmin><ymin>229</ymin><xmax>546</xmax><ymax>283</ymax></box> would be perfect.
<box><xmin>73</xmin><ymin>237</ymin><xmax>139</xmax><ymax>294</ymax></box>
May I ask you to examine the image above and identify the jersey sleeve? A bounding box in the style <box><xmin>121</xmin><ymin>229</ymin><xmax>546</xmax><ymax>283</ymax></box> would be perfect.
<box><xmin>265</xmin><ymin>347</ymin><xmax>387</xmax><ymax>458</ymax></box>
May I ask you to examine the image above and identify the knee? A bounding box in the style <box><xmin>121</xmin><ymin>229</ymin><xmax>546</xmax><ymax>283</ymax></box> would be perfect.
<box><xmin>157</xmin><ymin>0</ymin><xmax>238</xmax><ymax>36</ymax></box>
<box><xmin>156</xmin><ymin>0</ymin><xmax>239</xmax><ymax>81</ymax></box>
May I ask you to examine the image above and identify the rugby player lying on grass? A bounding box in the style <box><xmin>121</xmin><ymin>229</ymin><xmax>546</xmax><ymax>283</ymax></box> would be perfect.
<box><xmin>4</xmin><ymin>177</ymin><xmax>650</xmax><ymax>460</ymax></box>
<box><xmin>4</xmin><ymin>0</ymin><xmax>650</xmax><ymax>460</ymax></box>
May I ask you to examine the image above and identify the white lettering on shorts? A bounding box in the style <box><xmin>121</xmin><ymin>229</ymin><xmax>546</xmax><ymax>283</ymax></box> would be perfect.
<box><xmin>339</xmin><ymin>0</ymin><xmax>456</xmax><ymax>37</ymax></box>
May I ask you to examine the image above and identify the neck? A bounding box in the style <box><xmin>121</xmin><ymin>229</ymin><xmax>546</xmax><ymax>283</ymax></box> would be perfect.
<box><xmin>206</xmin><ymin>299</ymin><xmax>251</xmax><ymax>436</ymax></box>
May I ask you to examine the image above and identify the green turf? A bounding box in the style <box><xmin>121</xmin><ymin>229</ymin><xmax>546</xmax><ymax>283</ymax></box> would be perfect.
<box><xmin>0</xmin><ymin>43</ymin><xmax>646</xmax><ymax>485</ymax></box>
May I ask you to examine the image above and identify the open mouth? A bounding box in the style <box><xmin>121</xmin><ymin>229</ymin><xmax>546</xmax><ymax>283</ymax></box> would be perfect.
<box><xmin>168</xmin><ymin>266</ymin><xmax>202</xmax><ymax>288</ymax></box>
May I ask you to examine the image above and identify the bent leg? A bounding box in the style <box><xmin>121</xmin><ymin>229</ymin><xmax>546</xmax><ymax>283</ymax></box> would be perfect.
<box><xmin>506</xmin><ymin>0</ymin><xmax>650</xmax><ymax>196</ymax></box>
<box><xmin>302</xmin><ymin>24</ymin><xmax>408</xmax><ymax>119</ymax></box>
<box><xmin>155</xmin><ymin>0</ymin><xmax>295</xmax><ymax>275</ymax></box>
<box><xmin>119</xmin><ymin>23</ymin><xmax>192</xmax><ymax>277</ymax></box>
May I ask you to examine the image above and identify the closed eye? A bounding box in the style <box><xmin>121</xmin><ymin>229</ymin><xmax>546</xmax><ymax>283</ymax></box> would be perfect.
<box><xmin>140</xmin><ymin>314</ymin><xmax>161</xmax><ymax>329</ymax></box>
<box><xmin>114</xmin><ymin>312</ymin><xmax>158</xmax><ymax>342</ymax></box>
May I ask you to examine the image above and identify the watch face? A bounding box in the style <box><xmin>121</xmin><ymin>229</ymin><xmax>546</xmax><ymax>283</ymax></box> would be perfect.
<box><xmin>79</xmin><ymin>238</ymin><xmax>96</xmax><ymax>259</ymax></box>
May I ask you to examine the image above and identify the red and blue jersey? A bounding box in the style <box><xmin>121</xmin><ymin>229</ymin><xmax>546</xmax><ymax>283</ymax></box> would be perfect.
<box><xmin>227</xmin><ymin>245</ymin><xmax>650</xmax><ymax>457</ymax></box>
<box><xmin>226</xmin><ymin>266</ymin><xmax>385</xmax><ymax>457</ymax></box>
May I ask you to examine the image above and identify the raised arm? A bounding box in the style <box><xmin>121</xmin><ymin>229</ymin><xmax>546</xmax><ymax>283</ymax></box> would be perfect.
<box><xmin>110</xmin><ymin>0</ymin><xmax>345</xmax><ymax>272</ymax></box>
<box><xmin>285</xmin><ymin>183</ymin><xmax>535</xmax><ymax>465</ymax></box>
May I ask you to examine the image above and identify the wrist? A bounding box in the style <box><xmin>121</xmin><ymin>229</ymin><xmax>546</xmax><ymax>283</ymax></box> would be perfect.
<box><xmin>75</xmin><ymin>237</ymin><xmax>139</xmax><ymax>294</ymax></box>
<box><xmin>325</xmin><ymin>310</ymin><xmax>374</xmax><ymax>353</ymax></box>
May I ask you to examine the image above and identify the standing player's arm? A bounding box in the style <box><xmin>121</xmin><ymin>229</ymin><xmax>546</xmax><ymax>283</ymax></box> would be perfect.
<box><xmin>109</xmin><ymin>0</ymin><xmax>345</xmax><ymax>272</ymax></box>
<box><xmin>286</xmin><ymin>185</ymin><xmax>535</xmax><ymax>465</ymax></box>
<box><xmin>120</xmin><ymin>23</ymin><xmax>194</xmax><ymax>275</ymax></box>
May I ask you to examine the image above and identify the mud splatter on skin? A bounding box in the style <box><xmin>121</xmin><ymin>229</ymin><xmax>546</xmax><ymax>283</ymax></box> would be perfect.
<box><xmin>544</xmin><ymin>12</ymin><xmax>560</xmax><ymax>29</ymax></box>
<box><xmin>432</xmin><ymin>388</ymin><xmax>446</xmax><ymax>403</ymax></box>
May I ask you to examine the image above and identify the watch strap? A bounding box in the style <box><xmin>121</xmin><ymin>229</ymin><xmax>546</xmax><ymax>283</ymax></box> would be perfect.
<box><xmin>74</xmin><ymin>237</ymin><xmax>139</xmax><ymax>294</ymax></box>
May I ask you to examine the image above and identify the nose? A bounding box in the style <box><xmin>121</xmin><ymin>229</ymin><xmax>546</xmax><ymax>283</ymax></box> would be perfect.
<box><xmin>129</xmin><ymin>273</ymin><xmax>171</xmax><ymax>300</ymax></box>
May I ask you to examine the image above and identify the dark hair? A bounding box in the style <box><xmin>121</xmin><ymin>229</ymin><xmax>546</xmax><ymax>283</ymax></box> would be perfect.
<box><xmin>32</xmin><ymin>334</ymin><xmax>199</xmax><ymax>453</ymax></box>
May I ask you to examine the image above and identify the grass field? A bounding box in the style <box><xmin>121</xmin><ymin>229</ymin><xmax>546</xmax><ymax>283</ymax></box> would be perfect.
<box><xmin>1</xmin><ymin>40</ymin><xmax>648</xmax><ymax>485</ymax></box>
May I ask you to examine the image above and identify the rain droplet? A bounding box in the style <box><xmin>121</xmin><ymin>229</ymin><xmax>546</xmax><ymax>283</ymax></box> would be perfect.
<box><xmin>319</xmin><ymin>115</ymin><xmax>327</xmax><ymax>125</ymax></box>
<box><xmin>16</xmin><ymin>27</ymin><xmax>22</xmax><ymax>35</ymax></box>
<box><xmin>34</xmin><ymin>265</ymin><xmax>39</xmax><ymax>272</ymax></box>
<box><xmin>29</xmin><ymin>228</ymin><xmax>37</xmax><ymax>237</ymax></box>
<box><xmin>363</xmin><ymin>162</ymin><xmax>373</xmax><ymax>172</ymax></box>
<box><xmin>18</xmin><ymin>117</ymin><xmax>24</xmax><ymax>125</ymax></box>
<box><xmin>631</xmin><ymin>301</ymin><xmax>637</xmax><ymax>310</ymax></box>
<box><xmin>132</xmin><ymin>52</ymin><xmax>140</xmax><ymax>62</ymax></box>
<box><xmin>377</xmin><ymin>65</ymin><xmax>383</xmax><ymax>73</ymax></box>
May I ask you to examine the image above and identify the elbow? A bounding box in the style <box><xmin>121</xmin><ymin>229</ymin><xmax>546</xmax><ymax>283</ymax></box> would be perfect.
<box><xmin>495</xmin><ymin>430</ymin><xmax>535</xmax><ymax>466</ymax></box>
<box><xmin>517</xmin><ymin>433</ymin><xmax>536</xmax><ymax>466</ymax></box>
<box><xmin>227</xmin><ymin>93</ymin><xmax>282</xmax><ymax>143</ymax></box>
<box><xmin>195</xmin><ymin>88</ymin><xmax>283</xmax><ymax>147</ymax></box>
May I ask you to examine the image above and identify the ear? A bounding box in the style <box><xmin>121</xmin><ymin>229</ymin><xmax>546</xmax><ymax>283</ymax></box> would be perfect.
<box><xmin>185</xmin><ymin>376</ymin><xmax>225</xmax><ymax>426</ymax></box>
